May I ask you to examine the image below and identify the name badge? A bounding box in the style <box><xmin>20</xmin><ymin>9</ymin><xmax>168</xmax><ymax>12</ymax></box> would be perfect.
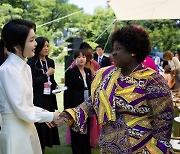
<box><xmin>43</xmin><ymin>82</ymin><xmax>51</xmax><ymax>95</ymax></box>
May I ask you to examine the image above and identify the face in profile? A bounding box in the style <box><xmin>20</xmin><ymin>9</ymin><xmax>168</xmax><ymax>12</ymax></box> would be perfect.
<box><xmin>39</xmin><ymin>41</ymin><xmax>49</xmax><ymax>57</ymax></box>
<box><xmin>23</xmin><ymin>29</ymin><xmax>37</xmax><ymax>58</ymax></box>
<box><xmin>112</xmin><ymin>41</ymin><xmax>132</xmax><ymax>68</ymax></box>
<box><xmin>75</xmin><ymin>52</ymin><xmax>86</xmax><ymax>67</ymax></box>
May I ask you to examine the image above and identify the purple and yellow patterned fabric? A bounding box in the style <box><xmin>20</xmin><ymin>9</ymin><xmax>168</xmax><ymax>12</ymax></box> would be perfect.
<box><xmin>66</xmin><ymin>65</ymin><xmax>174</xmax><ymax>154</ymax></box>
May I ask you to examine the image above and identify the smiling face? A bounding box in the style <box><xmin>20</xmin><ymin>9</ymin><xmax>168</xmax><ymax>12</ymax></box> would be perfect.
<box><xmin>112</xmin><ymin>41</ymin><xmax>132</xmax><ymax>68</ymax></box>
<box><xmin>75</xmin><ymin>52</ymin><xmax>86</xmax><ymax>67</ymax></box>
<box><xmin>23</xmin><ymin>29</ymin><xmax>37</xmax><ymax>58</ymax></box>
<box><xmin>39</xmin><ymin>41</ymin><xmax>49</xmax><ymax>57</ymax></box>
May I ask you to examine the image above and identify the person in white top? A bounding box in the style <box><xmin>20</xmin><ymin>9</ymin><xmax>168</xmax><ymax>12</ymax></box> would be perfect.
<box><xmin>0</xmin><ymin>19</ymin><xmax>66</xmax><ymax>154</ymax></box>
<box><xmin>163</xmin><ymin>50</ymin><xmax>180</xmax><ymax>89</ymax></box>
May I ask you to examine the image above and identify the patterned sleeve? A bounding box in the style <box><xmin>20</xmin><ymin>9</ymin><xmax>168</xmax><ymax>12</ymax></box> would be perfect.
<box><xmin>146</xmin><ymin>72</ymin><xmax>174</xmax><ymax>153</ymax></box>
<box><xmin>65</xmin><ymin>97</ymin><xmax>95</xmax><ymax>133</ymax></box>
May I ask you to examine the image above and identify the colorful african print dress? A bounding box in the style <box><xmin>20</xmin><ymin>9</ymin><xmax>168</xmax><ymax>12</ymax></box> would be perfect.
<box><xmin>66</xmin><ymin>65</ymin><xmax>174</xmax><ymax>154</ymax></box>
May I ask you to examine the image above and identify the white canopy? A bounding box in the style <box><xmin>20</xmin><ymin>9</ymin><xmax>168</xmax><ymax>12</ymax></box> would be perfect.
<box><xmin>107</xmin><ymin>0</ymin><xmax>180</xmax><ymax>20</ymax></box>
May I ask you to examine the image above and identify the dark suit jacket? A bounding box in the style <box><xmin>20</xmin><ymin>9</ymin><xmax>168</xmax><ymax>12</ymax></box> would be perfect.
<box><xmin>64</xmin><ymin>66</ymin><xmax>92</xmax><ymax>109</ymax></box>
<box><xmin>27</xmin><ymin>57</ymin><xmax>58</xmax><ymax>109</ymax></box>
<box><xmin>94</xmin><ymin>55</ymin><xmax>111</xmax><ymax>68</ymax></box>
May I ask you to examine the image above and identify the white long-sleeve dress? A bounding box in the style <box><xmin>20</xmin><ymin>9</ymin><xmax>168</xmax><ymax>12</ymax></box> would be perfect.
<box><xmin>0</xmin><ymin>53</ymin><xmax>54</xmax><ymax>154</ymax></box>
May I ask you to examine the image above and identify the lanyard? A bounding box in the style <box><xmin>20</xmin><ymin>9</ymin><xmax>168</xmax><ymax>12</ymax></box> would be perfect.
<box><xmin>40</xmin><ymin>59</ymin><xmax>50</xmax><ymax>82</ymax></box>
<box><xmin>40</xmin><ymin>59</ymin><xmax>48</xmax><ymax>74</ymax></box>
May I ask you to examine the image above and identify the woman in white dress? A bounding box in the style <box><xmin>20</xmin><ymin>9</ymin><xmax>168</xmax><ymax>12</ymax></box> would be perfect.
<box><xmin>0</xmin><ymin>19</ymin><xmax>64</xmax><ymax>154</ymax></box>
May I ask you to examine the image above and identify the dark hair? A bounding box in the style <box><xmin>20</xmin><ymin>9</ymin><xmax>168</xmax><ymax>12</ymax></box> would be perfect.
<box><xmin>34</xmin><ymin>37</ymin><xmax>49</xmax><ymax>58</ymax></box>
<box><xmin>111</xmin><ymin>25</ymin><xmax>151</xmax><ymax>63</ymax></box>
<box><xmin>95</xmin><ymin>45</ymin><xmax>104</xmax><ymax>50</ymax></box>
<box><xmin>79</xmin><ymin>42</ymin><xmax>92</xmax><ymax>50</ymax></box>
<box><xmin>73</xmin><ymin>49</ymin><xmax>86</xmax><ymax>59</ymax></box>
<box><xmin>162</xmin><ymin>60</ymin><xmax>169</xmax><ymax>69</ymax></box>
<box><xmin>0</xmin><ymin>19</ymin><xmax>36</xmax><ymax>65</ymax></box>
<box><xmin>0</xmin><ymin>39</ymin><xmax>5</xmax><ymax>65</ymax></box>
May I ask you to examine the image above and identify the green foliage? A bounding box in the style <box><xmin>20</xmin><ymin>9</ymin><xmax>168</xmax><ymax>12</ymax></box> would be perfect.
<box><xmin>0</xmin><ymin>1</ymin><xmax>179</xmax><ymax>55</ymax></box>
<box><xmin>0</xmin><ymin>3</ymin><xmax>23</xmax><ymax>30</ymax></box>
<box><xmin>144</xmin><ymin>20</ymin><xmax>180</xmax><ymax>51</ymax></box>
<box><xmin>56</xmin><ymin>51</ymin><xmax>68</xmax><ymax>63</ymax></box>
<box><xmin>49</xmin><ymin>45</ymin><xmax>63</xmax><ymax>56</ymax></box>
<box><xmin>49</xmin><ymin>45</ymin><xmax>67</xmax><ymax>64</ymax></box>
<box><xmin>82</xmin><ymin>7</ymin><xmax>116</xmax><ymax>50</ymax></box>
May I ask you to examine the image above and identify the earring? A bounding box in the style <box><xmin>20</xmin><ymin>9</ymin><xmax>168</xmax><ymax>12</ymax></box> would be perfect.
<box><xmin>131</xmin><ymin>53</ymin><xmax>135</xmax><ymax>57</ymax></box>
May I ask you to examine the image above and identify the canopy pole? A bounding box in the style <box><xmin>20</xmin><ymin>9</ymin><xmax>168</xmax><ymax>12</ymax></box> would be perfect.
<box><xmin>93</xmin><ymin>19</ymin><xmax>117</xmax><ymax>43</ymax></box>
<box><xmin>37</xmin><ymin>10</ymin><xmax>83</xmax><ymax>28</ymax></box>
<box><xmin>104</xmin><ymin>25</ymin><xmax>114</xmax><ymax>52</ymax></box>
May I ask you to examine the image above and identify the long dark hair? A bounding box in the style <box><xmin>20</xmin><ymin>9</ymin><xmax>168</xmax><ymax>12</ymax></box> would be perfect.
<box><xmin>34</xmin><ymin>37</ymin><xmax>49</xmax><ymax>58</ymax></box>
<box><xmin>0</xmin><ymin>19</ymin><xmax>36</xmax><ymax>65</ymax></box>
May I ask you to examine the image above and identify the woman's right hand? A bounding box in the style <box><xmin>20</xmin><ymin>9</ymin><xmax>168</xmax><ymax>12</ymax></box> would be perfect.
<box><xmin>53</xmin><ymin>111</ymin><xmax>69</xmax><ymax>126</ymax></box>
<box><xmin>46</xmin><ymin>67</ymin><xmax>55</xmax><ymax>76</ymax></box>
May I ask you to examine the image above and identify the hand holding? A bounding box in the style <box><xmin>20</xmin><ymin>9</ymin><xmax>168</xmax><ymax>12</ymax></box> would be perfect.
<box><xmin>45</xmin><ymin>122</ymin><xmax>56</xmax><ymax>128</ymax></box>
<box><xmin>46</xmin><ymin>67</ymin><xmax>55</xmax><ymax>76</ymax></box>
<box><xmin>52</xmin><ymin>111</ymin><xmax>68</xmax><ymax>127</ymax></box>
<box><xmin>56</xmin><ymin>111</ymin><xmax>73</xmax><ymax>127</ymax></box>
<box><xmin>53</xmin><ymin>111</ymin><xmax>61</xmax><ymax>125</ymax></box>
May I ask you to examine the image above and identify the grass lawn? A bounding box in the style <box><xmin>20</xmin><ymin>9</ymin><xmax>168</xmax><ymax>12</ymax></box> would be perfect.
<box><xmin>45</xmin><ymin>63</ymin><xmax>180</xmax><ymax>154</ymax></box>
<box><xmin>45</xmin><ymin>64</ymin><xmax>100</xmax><ymax>154</ymax></box>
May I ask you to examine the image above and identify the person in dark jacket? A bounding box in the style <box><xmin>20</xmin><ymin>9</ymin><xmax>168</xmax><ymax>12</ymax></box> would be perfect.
<box><xmin>64</xmin><ymin>49</ymin><xmax>92</xmax><ymax>154</ymax></box>
<box><xmin>27</xmin><ymin>37</ymin><xmax>60</xmax><ymax>153</ymax></box>
<box><xmin>94</xmin><ymin>45</ymin><xmax>111</xmax><ymax>68</ymax></box>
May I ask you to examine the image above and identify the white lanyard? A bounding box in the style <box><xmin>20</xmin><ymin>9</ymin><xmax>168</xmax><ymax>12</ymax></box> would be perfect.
<box><xmin>82</xmin><ymin>72</ymin><xmax>89</xmax><ymax>101</ymax></box>
<box><xmin>40</xmin><ymin>59</ymin><xmax>52</xmax><ymax>95</ymax></box>
<box><xmin>40</xmin><ymin>59</ymin><xmax>50</xmax><ymax>81</ymax></box>
<box><xmin>40</xmin><ymin>59</ymin><xmax>48</xmax><ymax>74</ymax></box>
<box><xmin>82</xmin><ymin>72</ymin><xmax>88</xmax><ymax>88</ymax></box>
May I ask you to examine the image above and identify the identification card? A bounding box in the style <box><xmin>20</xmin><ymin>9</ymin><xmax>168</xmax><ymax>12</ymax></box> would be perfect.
<box><xmin>43</xmin><ymin>82</ymin><xmax>51</xmax><ymax>95</ymax></box>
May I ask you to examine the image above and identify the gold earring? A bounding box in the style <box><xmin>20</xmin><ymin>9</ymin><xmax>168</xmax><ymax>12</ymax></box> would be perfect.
<box><xmin>131</xmin><ymin>53</ymin><xmax>135</xmax><ymax>57</ymax></box>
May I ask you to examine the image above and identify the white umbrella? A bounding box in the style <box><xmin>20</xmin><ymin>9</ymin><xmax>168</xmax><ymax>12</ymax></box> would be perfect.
<box><xmin>107</xmin><ymin>0</ymin><xmax>180</xmax><ymax>20</ymax></box>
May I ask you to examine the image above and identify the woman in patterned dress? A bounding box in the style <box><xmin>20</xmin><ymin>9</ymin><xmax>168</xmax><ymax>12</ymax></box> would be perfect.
<box><xmin>60</xmin><ymin>25</ymin><xmax>174</xmax><ymax>154</ymax></box>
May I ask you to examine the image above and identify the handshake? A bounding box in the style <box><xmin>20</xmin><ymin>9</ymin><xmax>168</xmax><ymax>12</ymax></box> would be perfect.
<box><xmin>46</xmin><ymin>111</ymin><xmax>72</xmax><ymax>128</ymax></box>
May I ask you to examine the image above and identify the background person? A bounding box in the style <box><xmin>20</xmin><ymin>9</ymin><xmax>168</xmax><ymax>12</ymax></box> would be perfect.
<box><xmin>71</xmin><ymin>42</ymin><xmax>100</xmax><ymax>77</ymax></box>
<box><xmin>163</xmin><ymin>50</ymin><xmax>180</xmax><ymax>90</ymax></box>
<box><xmin>27</xmin><ymin>37</ymin><xmax>60</xmax><ymax>153</ymax></box>
<box><xmin>60</xmin><ymin>25</ymin><xmax>174</xmax><ymax>154</ymax></box>
<box><xmin>0</xmin><ymin>19</ymin><xmax>63</xmax><ymax>154</ymax></box>
<box><xmin>64</xmin><ymin>50</ymin><xmax>92</xmax><ymax>154</ymax></box>
<box><xmin>70</xmin><ymin>42</ymin><xmax>101</xmax><ymax>147</ymax></box>
<box><xmin>94</xmin><ymin>45</ymin><xmax>111</xmax><ymax>68</ymax></box>
<box><xmin>161</xmin><ymin>60</ymin><xmax>175</xmax><ymax>89</ymax></box>
<box><xmin>142</xmin><ymin>56</ymin><xmax>158</xmax><ymax>71</ymax></box>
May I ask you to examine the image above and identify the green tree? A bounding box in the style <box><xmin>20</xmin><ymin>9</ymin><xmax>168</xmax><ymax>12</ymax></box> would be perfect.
<box><xmin>0</xmin><ymin>3</ymin><xmax>23</xmax><ymax>30</ymax></box>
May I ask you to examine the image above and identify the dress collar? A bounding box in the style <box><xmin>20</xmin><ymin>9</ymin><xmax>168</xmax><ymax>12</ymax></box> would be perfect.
<box><xmin>8</xmin><ymin>53</ymin><xmax>26</xmax><ymax>71</ymax></box>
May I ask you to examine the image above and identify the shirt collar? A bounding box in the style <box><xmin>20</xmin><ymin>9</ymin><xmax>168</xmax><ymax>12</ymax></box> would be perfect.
<box><xmin>98</xmin><ymin>55</ymin><xmax>103</xmax><ymax>59</ymax></box>
<box><xmin>8</xmin><ymin>53</ymin><xmax>26</xmax><ymax>71</ymax></box>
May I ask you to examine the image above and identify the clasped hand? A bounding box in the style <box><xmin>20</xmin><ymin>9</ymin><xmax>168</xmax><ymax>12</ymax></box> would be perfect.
<box><xmin>53</xmin><ymin>111</ymin><xmax>71</xmax><ymax>127</ymax></box>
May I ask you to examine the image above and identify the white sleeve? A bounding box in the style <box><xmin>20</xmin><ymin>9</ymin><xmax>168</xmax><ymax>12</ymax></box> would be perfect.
<box><xmin>1</xmin><ymin>66</ymin><xmax>54</xmax><ymax>123</ymax></box>
<box><xmin>172</xmin><ymin>57</ymin><xmax>180</xmax><ymax>72</ymax></box>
